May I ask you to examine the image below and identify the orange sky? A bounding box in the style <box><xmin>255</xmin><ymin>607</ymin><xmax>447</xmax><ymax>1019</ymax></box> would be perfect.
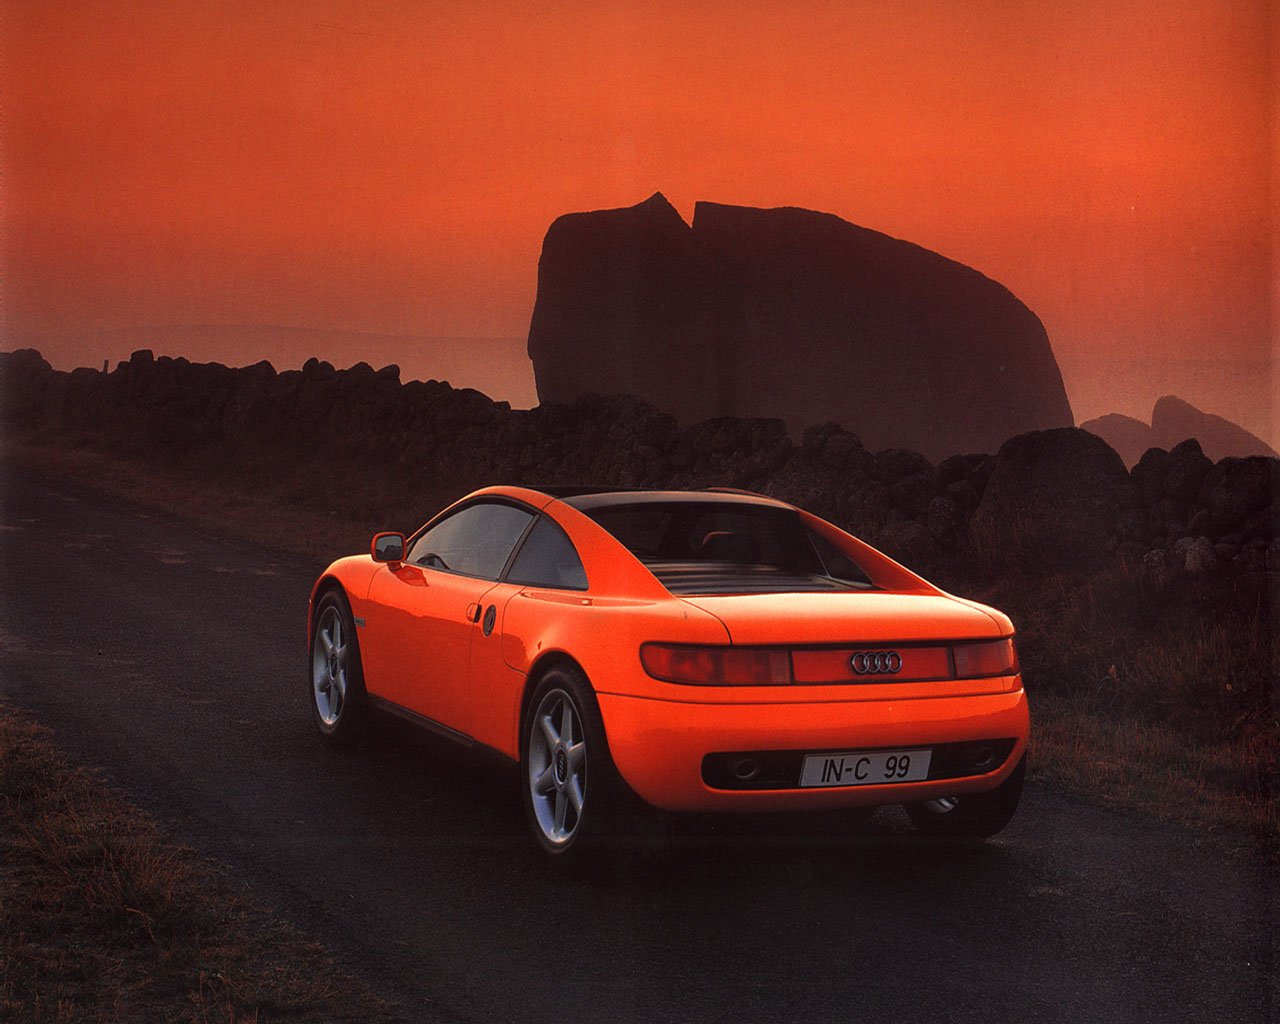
<box><xmin>3</xmin><ymin>1</ymin><xmax>1275</xmax><ymax>443</ymax></box>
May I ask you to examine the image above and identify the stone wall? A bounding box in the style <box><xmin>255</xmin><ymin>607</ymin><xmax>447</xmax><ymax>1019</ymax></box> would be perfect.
<box><xmin>3</xmin><ymin>348</ymin><xmax>1275</xmax><ymax>578</ymax></box>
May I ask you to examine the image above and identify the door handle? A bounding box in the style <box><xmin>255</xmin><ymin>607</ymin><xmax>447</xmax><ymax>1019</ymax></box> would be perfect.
<box><xmin>466</xmin><ymin>602</ymin><xmax>481</xmax><ymax>623</ymax></box>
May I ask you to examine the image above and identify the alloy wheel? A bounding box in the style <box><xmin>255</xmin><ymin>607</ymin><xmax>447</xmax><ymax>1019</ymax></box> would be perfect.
<box><xmin>311</xmin><ymin>605</ymin><xmax>349</xmax><ymax>726</ymax></box>
<box><xmin>527</xmin><ymin>688</ymin><xmax>588</xmax><ymax>846</ymax></box>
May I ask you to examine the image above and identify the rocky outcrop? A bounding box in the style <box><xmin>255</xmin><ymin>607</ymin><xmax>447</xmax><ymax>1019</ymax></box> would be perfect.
<box><xmin>1150</xmin><ymin>396</ymin><xmax>1276</xmax><ymax>463</ymax></box>
<box><xmin>971</xmin><ymin>428</ymin><xmax>1131</xmax><ymax>567</ymax></box>
<box><xmin>1078</xmin><ymin>413</ymin><xmax>1155</xmax><ymax>468</ymax></box>
<box><xmin>1082</xmin><ymin>395</ymin><xmax>1277</xmax><ymax>468</ymax></box>
<box><xmin>3</xmin><ymin>348</ymin><xmax>1275</xmax><ymax>579</ymax></box>
<box><xmin>528</xmin><ymin>194</ymin><xmax>1074</xmax><ymax>461</ymax></box>
<box><xmin>527</xmin><ymin>193</ymin><xmax>736</xmax><ymax>428</ymax></box>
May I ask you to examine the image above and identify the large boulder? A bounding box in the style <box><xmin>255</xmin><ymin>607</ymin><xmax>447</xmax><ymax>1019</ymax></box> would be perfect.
<box><xmin>691</xmin><ymin>201</ymin><xmax>1073</xmax><ymax>459</ymax></box>
<box><xmin>0</xmin><ymin>348</ymin><xmax>56</xmax><ymax>424</ymax></box>
<box><xmin>971</xmin><ymin>427</ymin><xmax>1130</xmax><ymax>567</ymax></box>
<box><xmin>527</xmin><ymin>193</ymin><xmax>736</xmax><ymax>428</ymax></box>
<box><xmin>528</xmin><ymin>194</ymin><xmax>1074</xmax><ymax>461</ymax></box>
<box><xmin>1204</xmin><ymin>456</ymin><xmax>1279</xmax><ymax>533</ymax></box>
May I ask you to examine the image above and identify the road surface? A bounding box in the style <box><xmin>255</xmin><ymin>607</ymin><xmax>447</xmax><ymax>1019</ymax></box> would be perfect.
<box><xmin>0</xmin><ymin>463</ymin><xmax>1274</xmax><ymax>1023</ymax></box>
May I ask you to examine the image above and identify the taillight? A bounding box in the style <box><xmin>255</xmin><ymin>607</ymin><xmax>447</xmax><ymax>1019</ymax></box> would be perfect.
<box><xmin>640</xmin><ymin>638</ymin><xmax>1018</xmax><ymax>685</ymax></box>
<box><xmin>640</xmin><ymin>644</ymin><xmax>793</xmax><ymax>685</ymax></box>
<box><xmin>953</xmin><ymin>638</ymin><xmax>1019</xmax><ymax>678</ymax></box>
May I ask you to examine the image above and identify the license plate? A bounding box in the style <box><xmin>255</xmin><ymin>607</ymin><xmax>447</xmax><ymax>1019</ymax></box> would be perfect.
<box><xmin>800</xmin><ymin>748</ymin><xmax>932</xmax><ymax>788</ymax></box>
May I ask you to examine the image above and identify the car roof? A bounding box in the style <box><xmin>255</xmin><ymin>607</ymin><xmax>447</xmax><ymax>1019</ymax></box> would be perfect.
<box><xmin>532</xmin><ymin>486</ymin><xmax>795</xmax><ymax>512</ymax></box>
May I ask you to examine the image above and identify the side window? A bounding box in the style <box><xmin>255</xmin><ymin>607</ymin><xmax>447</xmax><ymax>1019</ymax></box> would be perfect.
<box><xmin>808</xmin><ymin>530</ymin><xmax>874</xmax><ymax>587</ymax></box>
<box><xmin>505</xmin><ymin>517</ymin><xmax>588</xmax><ymax>590</ymax></box>
<box><xmin>407</xmin><ymin>502</ymin><xmax>534</xmax><ymax>580</ymax></box>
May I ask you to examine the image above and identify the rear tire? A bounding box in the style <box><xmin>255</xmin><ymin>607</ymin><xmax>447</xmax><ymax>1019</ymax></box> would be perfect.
<box><xmin>520</xmin><ymin>665</ymin><xmax>624</xmax><ymax>859</ymax></box>
<box><xmin>309</xmin><ymin>589</ymin><xmax>369</xmax><ymax>747</ymax></box>
<box><xmin>905</xmin><ymin>753</ymin><xmax>1026</xmax><ymax>838</ymax></box>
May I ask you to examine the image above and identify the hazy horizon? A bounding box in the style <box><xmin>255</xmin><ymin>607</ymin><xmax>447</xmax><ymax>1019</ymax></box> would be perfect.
<box><xmin>12</xmin><ymin>319</ymin><xmax>1275</xmax><ymax>446</ymax></box>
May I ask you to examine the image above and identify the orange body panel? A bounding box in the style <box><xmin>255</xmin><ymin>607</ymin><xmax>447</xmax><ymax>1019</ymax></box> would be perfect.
<box><xmin>310</xmin><ymin>485</ymin><xmax>1032</xmax><ymax>814</ymax></box>
<box><xmin>597</xmin><ymin>688</ymin><xmax>1029</xmax><ymax>812</ymax></box>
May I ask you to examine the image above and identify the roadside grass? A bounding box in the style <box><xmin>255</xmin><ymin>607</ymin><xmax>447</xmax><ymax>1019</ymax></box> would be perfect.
<box><xmin>961</xmin><ymin>562</ymin><xmax>1277</xmax><ymax>844</ymax></box>
<box><xmin>0</xmin><ymin>701</ymin><xmax>395</xmax><ymax>1023</ymax></box>
<box><xmin>1032</xmin><ymin>690</ymin><xmax>1275</xmax><ymax>839</ymax></box>
<box><xmin>4</xmin><ymin>439</ymin><xmax>1276</xmax><ymax>846</ymax></box>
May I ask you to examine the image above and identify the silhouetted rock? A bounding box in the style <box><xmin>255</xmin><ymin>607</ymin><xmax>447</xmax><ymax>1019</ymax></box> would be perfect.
<box><xmin>1080</xmin><ymin>413</ymin><xmax>1154</xmax><ymax>468</ymax></box>
<box><xmin>528</xmin><ymin>194</ymin><xmax>1074</xmax><ymax>460</ymax></box>
<box><xmin>971</xmin><ymin>428</ymin><xmax>1129</xmax><ymax>566</ymax></box>
<box><xmin>1151</xmin><ymin>395</ymin><xmax>1277</xmax><ymax>463</ymax></box>
<box><xmin>691</xmin><ymin>201</ymin><xmax>1073</xmax><ymax>459</ymax></box>
<box><xmin>874</xmin><ymin>520</ymin><xmax>938</xmax><ymax>566</ymax></box>
<box><xmin>527</xmin><ymin>193</ymin><xmax>735</xmax><ymax>428</ymax></box>
<box><xmin>1162</xmin><ymin>439</ymin><xmax>1212</xmax><ymax>503</ymax></box>
<box><xmin>1130</xmin><ymin>446</ymin><xmax>1171</xmax><ymax>506</ymax></box>
<box><xmin>1083</xmin><ymin>396</ymin><xmax>1276</xmax><ymax>468</ymax></box>
<box><xmin>1204</xmin><ymin>457</ymin><xmax>1278</xmax><ymax>532</ymax></box>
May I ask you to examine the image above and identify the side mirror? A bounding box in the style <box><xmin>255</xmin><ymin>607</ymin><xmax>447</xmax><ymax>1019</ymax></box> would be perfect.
<box><xmin>371</xmin><ymin>532</ymin><xmax>406</xmax><ymax>564</ymax></box>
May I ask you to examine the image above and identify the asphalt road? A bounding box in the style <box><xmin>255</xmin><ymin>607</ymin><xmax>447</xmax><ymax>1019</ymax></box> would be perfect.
<box><xmin>1</xmin><ymin>464</ymin><xmax>1274</xmax><ymax>1024</ymax></box>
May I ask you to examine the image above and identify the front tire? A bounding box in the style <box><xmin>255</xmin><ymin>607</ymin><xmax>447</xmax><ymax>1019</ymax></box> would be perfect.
<box><xmin>309</xmin><ymin>589</ymin><xmax>369</xmax><ymax>747</ymax></box>
<box><xmin>520</xmin><ymin>665</ymin><xmax>622</xmax><ymax>859</ymax></box>
<box><xmin>905</xmin><ymin>753</ymin><xmax>1026</xmax><ymax>838</ymax></box>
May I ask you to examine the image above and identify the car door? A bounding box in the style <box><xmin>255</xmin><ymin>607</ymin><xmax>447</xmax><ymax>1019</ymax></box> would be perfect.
<box><xmin>467</xmin><ymin>514</ymin><xmax>590</xmax><ymax>755</ymax></box>
<box><xmin>363</xmin><ymin>500</ymin><xmax>535</xmax><ymax>734</ymax></box>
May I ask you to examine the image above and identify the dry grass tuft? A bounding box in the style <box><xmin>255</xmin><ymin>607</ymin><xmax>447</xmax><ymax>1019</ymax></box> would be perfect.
<box><xmin>0</xmin><ymin>702</ymin><xmax>394</xmax><ymax>1023</ymax></box>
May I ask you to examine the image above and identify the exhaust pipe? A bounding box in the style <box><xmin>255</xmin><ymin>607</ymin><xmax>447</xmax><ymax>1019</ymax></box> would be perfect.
<box><xmin>732</xmin><ymin>757</ymin><xmax>762</xmax><ymax>783</ymax></box>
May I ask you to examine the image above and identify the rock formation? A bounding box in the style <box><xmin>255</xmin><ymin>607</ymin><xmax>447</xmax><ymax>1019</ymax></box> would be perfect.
<box><xmin>971</xmin><ymin>428</ymin><xmax>1131</xmax><ymax>567</ymax></box>
<box><xmin>527</xmin><ymin>193</ymin><xmax>735</xmax><ymax>429</ymax></box>
<box><xmin>1076</xmin><ymin>413</ymin><xmax>1155</xmax><ymax>468</ymax></box>
<box><xmin>1082</xmin><ymin>395</ymin><xmax>1277</xmax><ymax>468</ymax></box>
<box><xmin>1150</xmin><ymin>396</ymin><xmax>1276</xmax><ymax>464</ymax></box>
<box><xmin>528</xmin><ymin>193</ymin><xmax>1074</xmax><ymax>461</ymax></box>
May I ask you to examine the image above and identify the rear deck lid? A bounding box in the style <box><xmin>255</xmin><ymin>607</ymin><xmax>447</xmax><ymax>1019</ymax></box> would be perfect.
<box><xmin>680</xmin><ymin>591</ymin><xmax>1003</xmax><ymax>645</ymax></box>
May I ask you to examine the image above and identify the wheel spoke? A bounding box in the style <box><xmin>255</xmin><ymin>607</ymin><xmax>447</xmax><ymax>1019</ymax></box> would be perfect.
<box><xmin>567</xmin><ymin>741</ymin><xmax>585</xmax><ymax>770</ymax></box>
<box><xmin>559</xmin><ymin>700</ymin><xmax>574</xmax><ymax>745</ymax></box>
<box><xmin>553</xmin><ymin>789</ymin><xmax>568</xmax><ymax>835</ymax></box>
<box><xmin>539</xmin><ymin>713</ymin><xmax>559</xmax><ymax>748</ymax></box>
<box><xmin>318</xmin><ymin>627</ymin><xmax>333</xmax><ymax>656</ymax></box>
<box><xmin>534</xmin><ymin>762</ymin><xmax>556</xmax><ymax>794</ymax></box>
<box><xmin>331</xmin><ymin>616</ymin><xmax>343</xmax><ymax>648</ymax></box>
<box><xmin>567</xmin><ymin>776</ymin><xmax>584</xmax><ymax>815</ymax></box>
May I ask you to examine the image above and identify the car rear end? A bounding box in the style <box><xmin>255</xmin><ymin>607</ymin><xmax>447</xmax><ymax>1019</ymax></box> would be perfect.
<box><xmin>558</xmin><ymin>491</ymin><xmax>1030</xmax><ymax>817</ymax></box>
<box><xmin>596</xmin><ymin>599</ymin><xmax>1028</xmax><ymax>813</ymax></box>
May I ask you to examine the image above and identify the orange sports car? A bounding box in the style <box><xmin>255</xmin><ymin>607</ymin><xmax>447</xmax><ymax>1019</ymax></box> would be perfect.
<box><xmin>307</xmin><ymin>486</ymin><xmax>1029</xmax><ymax>857</ymax></box>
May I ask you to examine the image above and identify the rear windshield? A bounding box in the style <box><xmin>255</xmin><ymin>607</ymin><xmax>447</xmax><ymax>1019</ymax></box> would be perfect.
<box><xmin>583</xmin><ymin>502</ymin><xmax>872</xmax><ymax>595</ymax></box>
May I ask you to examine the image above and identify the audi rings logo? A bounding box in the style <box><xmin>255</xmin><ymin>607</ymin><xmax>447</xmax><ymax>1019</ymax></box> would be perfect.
<box><xmin>850</xmin><ymin>650</ymin><xmax>903</xmax><ymax>675</ymax></box>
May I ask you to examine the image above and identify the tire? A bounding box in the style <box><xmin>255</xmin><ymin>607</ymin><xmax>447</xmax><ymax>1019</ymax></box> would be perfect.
<box><xmin>309</xmin><ymin>589</ymin><xmax>369</xmax><ymax>747</ymax></box>
<box><xmin>520</xmin><ymin>664</ymin><xmax>624</xmax><ymax>859</ymax></box>
<box><xmin>905</xmin><ymin>753</ymin><xmax>1026</xmax><ymax>838</ymax></box>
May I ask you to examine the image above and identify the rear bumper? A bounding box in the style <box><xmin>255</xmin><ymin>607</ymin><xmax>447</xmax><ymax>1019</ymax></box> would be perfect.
<box><xmin>596</xmin><ymin>688</ymin><xmax>1030</xmax><ymax>812</ymax></box>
